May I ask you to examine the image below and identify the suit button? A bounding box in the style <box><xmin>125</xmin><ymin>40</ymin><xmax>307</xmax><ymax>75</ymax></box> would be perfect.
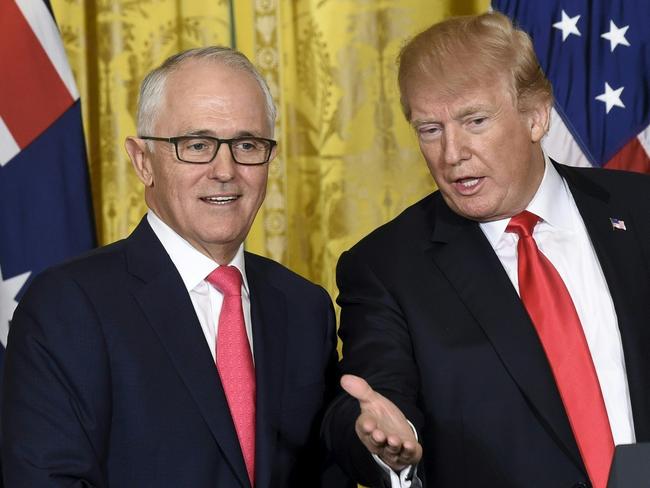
<box><xmin>572</xmin><ymin>483</ymin><xmax>589</xmax><ymax>488</ymax></box>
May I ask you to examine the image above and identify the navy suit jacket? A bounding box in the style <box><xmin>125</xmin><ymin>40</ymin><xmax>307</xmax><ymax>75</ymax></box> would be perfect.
<box><xmin>2</xmin><ymin>218</ymin><xmax>351</xmax><ymax>488</ymax></box>
<box><xmin>323</xmin><ymin>164</ymin><xmax>650</xmax><ymax>487</ymax></box>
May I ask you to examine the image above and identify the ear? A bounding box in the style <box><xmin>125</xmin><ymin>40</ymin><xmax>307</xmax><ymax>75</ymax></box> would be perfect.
<box><xmin>268</xmin><ymin>142</ymin><xmax>278</xmax><ymax>163</ymax></box>
<box><xmin>125</xmin><ymin>137</ymin><xmax>154</xmax><ymax>186</ymax></box>
<box><xmin>528</xmin><ymin>100</ymin><xmax>551</xmax><ymax>143</ymax></box>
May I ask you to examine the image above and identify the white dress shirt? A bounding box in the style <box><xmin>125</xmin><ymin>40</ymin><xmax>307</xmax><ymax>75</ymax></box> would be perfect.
<box><xmin>479</xmin><ymin>155</ymin><xmax>635</xmax><ymax>445</ymax></box>
<box><xmin>147</xmin><ymin>211</ymin><xmax>254</xmax><ymax>362</ymax></box>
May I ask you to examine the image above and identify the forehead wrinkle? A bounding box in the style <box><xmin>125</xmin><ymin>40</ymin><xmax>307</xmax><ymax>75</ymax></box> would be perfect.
<box><xmin>411</xmin><ymin>88</ymin><xmax>508</xmax><ymax>126</ymax></box>
<box><xmin>156</xmin><ymin>62</ymin><xmax>272</xmax><ymax>139</ymax></box>
<box><xmin>411</xmin><ymin>103</ymin><xmax>489</xmax><ymax>127</ymax></box>
<box><xmin>454</xmin><ymin>103</ymin><xmax>494</xmax><ymax>119</ymax></box>
<box><xmin>178</xmin><ymin>128</ymin><xmax>264</xmax><ymax>139</ymax></box>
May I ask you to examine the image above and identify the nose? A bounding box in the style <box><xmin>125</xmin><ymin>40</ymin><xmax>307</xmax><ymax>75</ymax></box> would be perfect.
<box><xmin>207</xmin><ymin>142</ymin><xmax>236</xmax><ymax>181</ymax></box>
<box><xmin>441</xmin><ymin>127</ymin><xmax>469</xmax><ymax>166</ymax></box>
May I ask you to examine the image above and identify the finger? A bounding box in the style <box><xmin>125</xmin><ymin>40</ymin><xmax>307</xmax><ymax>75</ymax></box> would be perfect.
<box><xmin>370</xmin><ymin>428</ymin><xmax>387</xmax><ymax>447</ymax></box>
<box><xmin>355</xmin><ymin>424</ymin><xmax>389</xmax><ymax>453</ymax></box>
<box><xmin>340</xmin><ymin>374</ymin><xmax>376</xmax><ymax>404</ymax></box>
<box><xmin>399</xmin><ymin>440</ymin><xmax>423</xmax><ymax>465</ymax></box>
<box><xmin>385</xmin><ymin>434</ymin><xmax>404</xmax><ymax>454</ymax></box>
<box><xmin>384</xmin><ymin>443</ymin><xmax>403</xmax><ymax>456</ymax></box>
<box><xmin>357</xmin><ymin>413</ymin><xmax>378</xmax><ymax>435</ymax></box>
<box><xmin>379</xmin><ymin>451</ymin><xmax>408</xmax><ymax>472</ymax></box>
<box><xmin>380</xmin><ymin>439</ymin><xmax>421</xmax><ymax>464</ymax></box>
<box><xmin>380</xmin><ymin>444</ymin><xmax>421</xmax><ymax>472</ymax></box>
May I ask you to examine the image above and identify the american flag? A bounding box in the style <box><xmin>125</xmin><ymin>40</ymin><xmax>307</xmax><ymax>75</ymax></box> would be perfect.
<box><xmin>0</xmin><ymin>0</ymin><xmax>95</xmax><ymax>361</ymax></box>
<box><xmin>492</xmin><ymin>0</ymin><xmax>650</xmax><ymax>174</ymax></box>
<box><xmin>609</xmin><ymin>218</ymin><xmax>627</xmax><ymax>231</ymax></box>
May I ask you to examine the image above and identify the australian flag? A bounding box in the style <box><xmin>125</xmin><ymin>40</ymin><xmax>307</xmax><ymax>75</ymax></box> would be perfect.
<box><xmin>493</xmin><ymin>0</ymin><xmax>650</xmax><ymax>173</ymax></box>
<box><xmin>0</xmin><ymin>0</ymin><xmax>95</xmax><ymax>364</ymax></box>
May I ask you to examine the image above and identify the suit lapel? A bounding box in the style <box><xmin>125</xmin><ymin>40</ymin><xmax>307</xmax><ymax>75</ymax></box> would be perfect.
<box><xmin>558</xmin><ymin>164</ymin><xmax>650</xmax><ymax>440</ymax></box>
<box><xmin>126</xmin><ymin>219</ymin><xmax>251</xmax><ymax>488</ymax></box>
<box><xmin>245</xmin><ymin>254</ymin><xmax>288</xmax><ymax>488</ymax></box>
<box><xmin>425</xmin><ymin>197</ymin><xmax>583</xmax><ymax>468</ymax></box>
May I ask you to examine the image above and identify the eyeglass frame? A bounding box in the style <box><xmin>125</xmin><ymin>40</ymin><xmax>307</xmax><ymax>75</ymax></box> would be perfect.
<box><xmin>138</xmin><ymin>135</ymin><xmax>277</xmax><ymax>166</ymax></box>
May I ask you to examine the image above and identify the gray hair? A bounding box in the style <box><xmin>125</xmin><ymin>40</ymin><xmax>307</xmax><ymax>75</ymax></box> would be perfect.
<box><xmin>136</xmin><ymin>46</ymin><xmax>277</xmax><ymax>136</ymax></box>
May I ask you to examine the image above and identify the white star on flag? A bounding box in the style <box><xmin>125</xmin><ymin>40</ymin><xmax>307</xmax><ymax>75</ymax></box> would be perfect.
<box><xmin>595</xmin><ymin>82</ymin><xmax>626</xmax><ymax>113</ymax></box>
<box><xmin>0</xmin><ymin>265</ymin><xmax>31</xmax><ymax>347</ymax></box>
<box><xmin>601</xmin><ymin>20</ymin><xmax>631</xmax><ymax>52</ymax></box>
<box><xmin>553</xmin><ymin>10</ymin><xmax>581</xmax><ymax>41</ymax></box>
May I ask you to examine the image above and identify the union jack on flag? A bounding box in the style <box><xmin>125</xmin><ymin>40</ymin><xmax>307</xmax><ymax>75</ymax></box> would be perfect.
<box><xmin>0</xmin><ymin>0</ymin><xmax>95</xmax><ymax>361</ymax></box>
<box><xmin>492</xmin><ymin>0</ymin><xmax>650</xmax><ymax>174</ymax></box>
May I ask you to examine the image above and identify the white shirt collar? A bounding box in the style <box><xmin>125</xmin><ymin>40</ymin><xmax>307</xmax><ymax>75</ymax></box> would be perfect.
<box><xmin>146</xmin><ymin>210</ymin><xmax>249</xmax><ymax>294</ymax></box>
<box><xmin>480</xmin><ymin>154</ymin><xmax>574</xmax><ymax>247</ymax></box>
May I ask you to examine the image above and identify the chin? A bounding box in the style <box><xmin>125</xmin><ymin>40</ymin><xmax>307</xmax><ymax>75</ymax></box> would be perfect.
<box><xmin>201</xmin><ymin>233</ymin><xmax>239</xmax><ymax>246</ymax></box>
<box><xmin>453</xmin><ymin>205</ymin><xmax>496</xmax><ymax>222</ymax></box>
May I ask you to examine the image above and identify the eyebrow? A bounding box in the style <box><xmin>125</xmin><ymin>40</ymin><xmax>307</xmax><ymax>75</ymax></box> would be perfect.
<box><xmin>454</xmin><ymin>105</ymin><xmax>491</xmax><ymax>118</ymax></box>
<box><xmin>411</xmin><ymin>118</ymin><xmax>439</xmax><ymax>128</ymax></box>
<box><xmin>411</xmin><ymin>104</ymin><xmax>493</xmax><ymax>127</ymax></box>
<box><xmin>181</xmin><ymin>129</ymin><xmax>261</xmax><ymax>138</ymax></box>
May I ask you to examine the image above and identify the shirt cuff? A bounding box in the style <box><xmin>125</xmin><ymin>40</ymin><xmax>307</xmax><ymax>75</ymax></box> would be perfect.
<box><xmin>372</xmin><ymin>454</ymin><xmax>418</xmax><ymax>488</ymax></box>
<box><xmin>370</xmin><ymin>419</ymin><xmax>421</xmax><ymax>488</ymax></box>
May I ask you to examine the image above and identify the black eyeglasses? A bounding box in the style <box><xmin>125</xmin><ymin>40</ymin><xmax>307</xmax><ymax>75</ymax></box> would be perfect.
<box><xmin>139</xmin><ymin>135</ymin><xmax>277</xmax><ymax>165</ymax></box>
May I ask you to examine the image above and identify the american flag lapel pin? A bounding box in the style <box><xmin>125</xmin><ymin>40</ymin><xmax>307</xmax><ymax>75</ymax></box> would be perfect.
<box><xmin>609</xmin><ymin>218</ymin><xmax>627</xmax><ymax>231</ymax></box>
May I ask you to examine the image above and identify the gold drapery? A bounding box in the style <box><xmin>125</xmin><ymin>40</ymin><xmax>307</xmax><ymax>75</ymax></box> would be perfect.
<box><xmin>52</xmin><ymin>0</ymin><xmax>490</xmax><ymax>297</ymax></box>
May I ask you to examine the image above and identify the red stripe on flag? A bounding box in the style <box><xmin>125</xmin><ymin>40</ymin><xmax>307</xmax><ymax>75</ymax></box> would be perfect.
<box><xmin>604</xmin><ymin>137</ymin><xmax>650</xmax><ymax>174</ymax></box>
<box><xmin>0</xmin><ymin>0</ymin><xmax>74</xmax><ymax>149</ymax></box>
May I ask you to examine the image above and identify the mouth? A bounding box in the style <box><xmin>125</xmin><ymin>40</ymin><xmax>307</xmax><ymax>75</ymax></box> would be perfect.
<box><xmin>200</xmin><ymin>194</ymin><xmax>241</xmax><ymax>205</ymax></box>
<box><xmin>452</xmin><ymin>176</ymin><xmax>485</xmax><ymax>195</ymax></box>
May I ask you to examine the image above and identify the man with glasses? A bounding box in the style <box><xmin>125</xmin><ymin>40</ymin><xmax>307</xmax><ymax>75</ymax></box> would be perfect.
<box><xmin>2</xmin><ymin>47</ymin><xmax>351</xmax><ymax>488</ymax></box>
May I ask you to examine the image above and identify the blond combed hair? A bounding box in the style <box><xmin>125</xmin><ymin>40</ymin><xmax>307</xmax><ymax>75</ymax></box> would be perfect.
<box><xmin>398</xmin><ymin>11</ymin><xmax>553</xmax><ymax>120</ymax></box>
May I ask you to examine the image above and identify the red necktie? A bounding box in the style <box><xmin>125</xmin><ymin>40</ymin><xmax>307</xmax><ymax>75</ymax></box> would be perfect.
<box><xmin>507</xmin><ymin>211</ymin><xmax>614</xmax><ymax>488</ymax></box>
<box><xmin>207</xmin><ymin>266</ymin><xmax>256</xmax><ymax>486</ymax></box>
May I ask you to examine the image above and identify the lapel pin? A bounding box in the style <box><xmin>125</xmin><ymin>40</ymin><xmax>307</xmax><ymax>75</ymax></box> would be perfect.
<box><xmin>609</xmin><ymin>217</ymin><xmax>627</xmax><ymax>231</ymax></box>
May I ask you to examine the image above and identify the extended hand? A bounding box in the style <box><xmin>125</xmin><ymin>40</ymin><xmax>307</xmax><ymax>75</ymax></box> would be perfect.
<box><xmin>341</xmin><ymin>374</ymin><xmax>423</xmax><ymax>472</ymax></box>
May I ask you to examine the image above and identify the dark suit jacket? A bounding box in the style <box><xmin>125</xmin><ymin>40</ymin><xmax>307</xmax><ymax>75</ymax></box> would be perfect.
<box><xmin>322</xmin><ymin>164</ymin><xmax>650</xmax><ymax>488</ymax></box>
<box><xmin>2</xmin><ymin>218</ymin><xmax>351</xmax><ymax>488</ymax></box>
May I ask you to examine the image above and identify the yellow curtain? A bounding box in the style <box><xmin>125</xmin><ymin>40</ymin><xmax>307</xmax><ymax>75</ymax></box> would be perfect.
<box><xmin>241</xmin><ymin>0</ymin><xmax>491</xmax><ymax>296</ymax></box>
<box><xmin>52</xmin><ymin>0</ymin><xmax>490</xmax><ymax>297</ymax></box>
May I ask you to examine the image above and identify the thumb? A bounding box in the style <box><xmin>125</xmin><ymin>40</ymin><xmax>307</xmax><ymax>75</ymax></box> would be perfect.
<box><xmin>341</xmin><ymin>374</ymin><xmax>376</xmax><ymax>404</ymax></box>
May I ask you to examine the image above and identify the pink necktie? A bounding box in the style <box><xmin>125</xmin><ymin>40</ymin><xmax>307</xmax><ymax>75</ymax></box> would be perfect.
<box><xmin>507</xmin><ymin>211</ymin><xmax>614</xmax><ymax>488</ymax></box>
<box><xmin>207</xmin><ymin>266</ymin><xmax>256</xmax><ymax>486</ymax></box>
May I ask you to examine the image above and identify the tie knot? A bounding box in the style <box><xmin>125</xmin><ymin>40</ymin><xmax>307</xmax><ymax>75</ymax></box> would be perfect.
<box><xmin>206</xmin><ymin>265</ymin><xmax>242</xmax><ymax>297</ymax></box>
<box><xmin>506</xmin><ymin>210</ymin><xmax>540</xmax><ymax>238</ymax></box>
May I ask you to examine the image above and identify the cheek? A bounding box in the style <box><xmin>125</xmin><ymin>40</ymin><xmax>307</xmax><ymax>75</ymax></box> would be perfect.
<box><xmin>158</xmin><ymin>174</ymin><xmax>201</xmax><ymax>214</ymax></box>
<box><xmin>243</xmin><ymin>170</ymin><xmax>269</xmax><ymax>200</ymax></box>
<box><xmin>419</xmin><ymin>140</ymin><xmax>438</xmax><ymax>159</ymax></box>
<box><xmin>161</xmin><ymin>176</ymin><xmax>185</xmax><ymax>203</ymax></box>
<box><xmin>424</xmin><ymin>157</ymin><xmax>445</xmax><ymax>185</ymax></box>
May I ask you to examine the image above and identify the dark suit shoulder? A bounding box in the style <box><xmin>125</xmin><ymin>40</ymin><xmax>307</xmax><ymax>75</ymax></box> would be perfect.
<box><xmin>19</xmin><ymin>238</ymin><xmax>129</xmax><ymax>304</ymax></box>
<box><xmin>556</xmin><ymin>164</ymin><xmax>650</xmax><ymax>236</ymax></box>
<box><xmin>562</xmin><ymin>163</ymin><xmax>650</xmax><ymax>182</ymax></box>
<box><xmin>557</xmin><ymin>164</ymin><xmax>650</xmax><ymax>199</ymax></box>
<box><xmin>345</xmin><ymin>192</ymin><xmax>439</xmax><ymax>257</ymax></box>
<box><xmin>244</xmin><ymin>252</ymin><xmax>330</xmax><ymax>300</ymax></box>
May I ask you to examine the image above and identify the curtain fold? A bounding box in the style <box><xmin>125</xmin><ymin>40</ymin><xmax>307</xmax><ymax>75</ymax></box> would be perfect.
<box><xmin>244</xmin><ymin>0</ymin><xmax>490</xmax><ymax>294</ymax></box>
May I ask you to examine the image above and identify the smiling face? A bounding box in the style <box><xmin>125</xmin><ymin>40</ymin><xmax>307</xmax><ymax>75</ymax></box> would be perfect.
<box><xmin>126</xmin><ymin>59</ymin><xmax>275</xmax><ymax>263</ymax></box>
<box><xmin>406</xmin><ymin>75</ymin><xmax>549</xmax><ymax>222</ymax></box>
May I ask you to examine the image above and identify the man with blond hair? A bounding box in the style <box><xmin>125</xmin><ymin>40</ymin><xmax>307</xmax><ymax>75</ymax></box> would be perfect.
<box><xmin>2</xmin><ymin>47</ymin><xmax>352</xmax><ymax>488</ymax></box>
<box><xmin>323</xmin><ymin>11</ymin><xmax>650</xmax><ymax>488</ymax></box>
